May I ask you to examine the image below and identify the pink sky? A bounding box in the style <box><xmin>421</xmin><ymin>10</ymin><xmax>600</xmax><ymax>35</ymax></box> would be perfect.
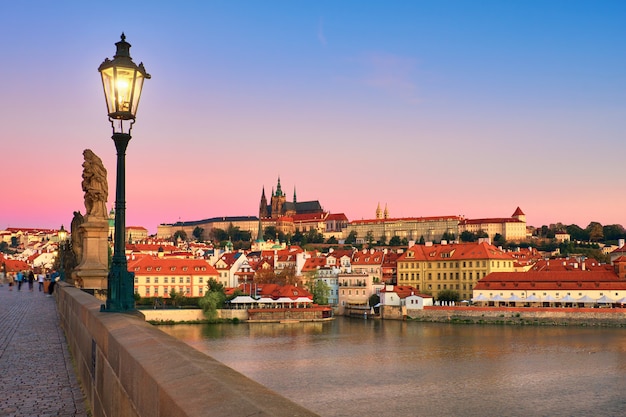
<box><xmin>2</xmin><ymin>2</ymin><xmax>625</xmax><ymax>235</ymax></box>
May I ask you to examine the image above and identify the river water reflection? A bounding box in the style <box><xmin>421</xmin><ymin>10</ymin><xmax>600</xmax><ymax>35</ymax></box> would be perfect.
<box><xmin>160</xmin><ymin>318</ymin><xmax>626</xmax><ymax>417</ymax></box>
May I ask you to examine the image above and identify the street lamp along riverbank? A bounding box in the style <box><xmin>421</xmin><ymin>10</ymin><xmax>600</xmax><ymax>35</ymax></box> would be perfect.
<box><xmin>98</xmin><ymin>33</ymin><xmax>150</xmax><ymax>312</ymax></box>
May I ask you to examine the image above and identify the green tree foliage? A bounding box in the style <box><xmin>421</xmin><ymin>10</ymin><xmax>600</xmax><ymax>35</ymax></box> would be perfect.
<box><xmin>263</xmin><ymin>226</ymin><xmax>286</xmax><ymax>242</ymax></box>
<box><xmin>586</xmin><ymin>222</ymin><xmax>604</xmax><ymax>242</ymax></box>
<box><xmin>493</xmin><ymin>233</ymin><xmax>506</xmax><ymax>247</ymax></box>
<box><xmin>192</xmin><ymin>226</ymin><xmax>204</xmax><ymax>242</ymax></box>
<box><xmin>366</xmin><ymin>231</ymin><xmax>375</xmax><ymax>248</ymax></box>
<box><xmin>198</xmin><ymin>278</ymin><xmax>226</xmax><ymax>320</ymax></box>
<box><xmin>326</xmin><ymin>236</ymin><xmax>338</xmax><ymax>244</ymax></box>
<box><xmin>418</xmin><ymin>235</ymin><xmax>425</xmax><ymax>245</ymax></box>
<box><xmin>368</xmin><ymin>293</ymin><xmax>380</xmax><ymax>308</ymax></box>
<box><xmin>566</xmin><ymin>224</ymin><xmax>588</xmax><ymax>241</ymax></box>
<box><xmin>378</xmin><ymin>234</ymin><xmax>387</xmax><ymax>246</ymax></box>
<box><xmin>460</xmin><ymin>231</ymin><xmax>477</xmax><ymax>242</ymax></box>
<box><xmin>173</xmin><ymin>230</ymin><xmax>188</xmax><ymax>242</ymax></box>
<box><xmin>168</xmin><ymin>290</ymin><xmax>187</xmax><ymax>307</ymax></box>
<box><xmin>345</xmin><ymin>230</ymin><xmax>357</xmax><ymax>244</ymax></box>
<box><xmin>388</xmin><ymin>236</ymin><xmax>402</xmax><ymax>246</ymax></box>
<box><xmin>437</xmin><ymin>289</ymin><xmax>460</xmax><ymax>303</ymax></box>
<box><xmin>307</xmin><ymin>279</ymin><xmax>331</xmax><ymax>305</ymax></box>
<box><xmin>603</xmin><ymin>224</ymin><xmax>626</xmax><ymax>243</ymax></box>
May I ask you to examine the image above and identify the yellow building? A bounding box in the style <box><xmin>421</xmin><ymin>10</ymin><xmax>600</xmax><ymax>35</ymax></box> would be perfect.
<box><xmin>396</xmin><ymin>242</ymin><xmax>515</xmax><ymax>301</ymax></box>
<box><xmin>458</xmin><ymin>207</ymin><xmax>527</xmax><ymax>241</ymax></box>
<box><xmin>347</xmin><ymin>215</ymin><xmax>462</xmax><ymax>244</ymax></box>
<box><xmin>128</xmin><ymin>255</ymin><xmax>219</xmax><ymax>298</ymax></box>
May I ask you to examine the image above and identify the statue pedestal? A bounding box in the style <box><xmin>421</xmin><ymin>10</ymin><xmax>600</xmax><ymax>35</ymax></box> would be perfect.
<box><xmin>72</xmin><ymin>217</ymin><xmax>109</xmax><ymax>290</ymax></box>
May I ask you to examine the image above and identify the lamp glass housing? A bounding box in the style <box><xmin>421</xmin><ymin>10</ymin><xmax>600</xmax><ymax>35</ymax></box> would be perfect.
<box><xmin>58</xmin><ymin>225</ymin><xmax>67</xmax><ymax>242</ymax></box>
<box><xmin>100</xmin><ymin>65</ymin><xmax>146</xmax><ymax>120</ymax></box>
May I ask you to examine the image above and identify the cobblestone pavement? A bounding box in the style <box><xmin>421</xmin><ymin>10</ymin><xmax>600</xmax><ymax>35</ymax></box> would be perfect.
<box><xmin>0</xmin><ymin>284</ymin><xmax>88</xmax><ymax>417</ymax></box>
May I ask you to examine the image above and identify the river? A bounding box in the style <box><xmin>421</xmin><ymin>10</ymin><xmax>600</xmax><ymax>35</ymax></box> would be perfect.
<box><xmin>159</xmin><ymin>318</ymin><xmax>626</xmax><ymax>417</ymax></box>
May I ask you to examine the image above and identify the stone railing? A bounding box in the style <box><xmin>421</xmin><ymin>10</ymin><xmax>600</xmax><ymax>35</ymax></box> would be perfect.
<box><xmin>55</xmin><ymin>283</ymin><xmax>319</xmax><ymax>417</ymax></box>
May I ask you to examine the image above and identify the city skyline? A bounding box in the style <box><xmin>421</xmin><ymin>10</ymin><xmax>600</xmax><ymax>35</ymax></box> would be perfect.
<box><xmin>2</xmin><ymin>1</ymin><xmax>625</xmax><ymax>234</ymax></box>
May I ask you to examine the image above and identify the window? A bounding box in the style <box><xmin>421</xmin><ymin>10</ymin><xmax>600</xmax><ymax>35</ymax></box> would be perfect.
<box><xmin>154</xmin><ymin>277</ymin><xmax>159</xmax><ymax>284</ymax></box>
<box><xmin>199</xmin><ymin>277</ymin><xmax>204</xmax><ymax>283</ymax></box>
<box><xmin>186</xmin><ymin>277</ymin><xmax>190</xmax><ymax>283</ymax></box>
<box><xmin>146</xmin><ymin>277</ymin><xmax>150</xmax><ymax>284</ymax></box>
<box><xmin>164</xmin><ymin>277</ymin><xmax>168</xmax><ymax>284</ymax></box>
<box><xmin>179</xmin><ymin>277</ymin><xmax>183</xmax><ymax>283</ymax></box>
<box><xmin>134</xmin><ymin>277</ymin><xmax>138</xmax><ymax>283</ymax></box>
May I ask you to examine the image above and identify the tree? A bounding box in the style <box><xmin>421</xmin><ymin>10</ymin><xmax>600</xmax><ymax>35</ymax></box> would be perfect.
<box><xmin>493</xmin><ymin>233</ymin><xmax>506</xmax><ymax>247</ymax></box>
<box><xmin>326</xmin><ymin>236</ymin><xmax>338</xmax><ymax>244</ymax></box>
<box><xmin>192</xmin><ymin>226</ymin><xmax>204</xmax><ymax>242</ymax></box>
<box><xmin>198</xmin><ymin>278</ymin><xmax>226</xmax><ymax>320</ymax></box>
<box><xmin>210</xmin><ymin>228</ymin><xmax>228</xmax><ymax>243</ymax></box>
<box><xmin>437</xmin><ymin>289</ymin><xmax>460</xmax><ymax>303</ymax></box>
<box><xmin>168</xmin><ymin>290</ymin><xmax>187</xmax><ymax>307</ymax></box>
<box><xmin>389</xmin><ymin>236</ymin><xmax>402</xmax><ymax>246</ymax></box>
<box><xmin>345</xmin><ymin>230</ymin><xmax>357</xmax><ymax>244</ymax></box>
<box><xmin>368</xmin><ymin>293</ymin><xmax>380</xmax><ymax>308</ymax></box>
<box><xmin>566</xmin><ymin>224</ymin><xmax>588</xmax><ymax>241</ymax></box>
<box><xmin>418</xmin><ymin>235</ymin><xmax>425</xmax><ymax>245</ymax></box>
<box><xmin>586</xmin><ymin>222</ymin><xmax>604</xmax><ymax>242</ymax></box>
<box><xmin>173</xmin><ymin>230</ymin><xmax>188</xmax><ymax>242</ymax></box>
<box><xmin>460</xmin><ymin>231</ymin><xmax>477</xmax><ymax>242</ymax></box>
<box><xmin>603</xmin><ymin>224</ymin><xmax>626</xmax><ymax>243</ymax></box>
<box><xmin>378</xmin><ymin>234</ymin><xmax>387</xmax><ymax>246</ymax></box>
<box><xmin>366</xmin><ymin>231</ymin><xmax>375</xmax><ymax>248</ymax></box>
<box><xmin>307</xmin><ymin>279</ymin><xmax>330</xmax><ymax>305</ymax></box>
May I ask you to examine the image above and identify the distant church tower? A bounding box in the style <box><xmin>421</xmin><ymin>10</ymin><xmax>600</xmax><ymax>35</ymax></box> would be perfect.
<box><xmin>259</xmin><ymin>187</ymin><xmax>269</xmax><ymax>219</ymax></box>
<box><xmin>270</xmin><ymin>177</ymin><xmax>287</xmax><ymax>219</ymax></box>
<box><xmin>376</xmin><ymin>203</ymin><xmax>382</xmax><ymax>219</ymax></box>
<box><xmin>384</xmin><ymin>204</ymin><xmax>389</xmax><ymax>219</ymax></box>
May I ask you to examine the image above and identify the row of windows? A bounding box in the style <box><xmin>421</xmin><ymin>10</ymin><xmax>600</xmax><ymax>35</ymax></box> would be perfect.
<box><xmin>140</xmin><ymin>266</ymin><xmax>207</xmax><ymax>272</ymax></box>
<box><xmin>399</xmin><ymin>261</ymin><xmax>512</xmax><ymax>269</ymax></box>
<box><xmin>340</xmin><ymin>289</ymin><xmax>367</xmax><ymax>296</ymax></box>
<box><xmin>136</xmin><ymin>286</ymin><xmax>200</xmax><ymax>296</ymax></box>
<box><xmin>398</xmin><ymin>271</ymin><xmax>487</xmax><ymax>281</ymax></box>
<box><xmin>134</xmin><ymin>276</ymin><xmax>206</xmax><ymax>284</ymax></box>
<box><xmin>426</xmin><ymin>283</ymin><xmax>473</xmax><ymax>291</ymax></box>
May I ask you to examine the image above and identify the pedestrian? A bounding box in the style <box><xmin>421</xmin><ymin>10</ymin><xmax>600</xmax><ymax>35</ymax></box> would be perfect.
<box><xmin>28</xmin><ymin>270</ymin><xmax>35</xmax><ymax>291</ymax></box>
<box><xmin>16</xmin><ymin>271</ymin><xmax>24</xmax><ymax>291</ymax></box>
<box><xmin>8</xmin><ymin>273</ymin><xmax>14</xmax><ymax>291</ymax></box>
<box><xmin>48</xmin><ymin>276</ymin><xmax>60</xmax><ymax>296</ymax></box>
<box><xmin>38</xmin><ymin>271</ymin><xmax>45</xmax><ymax>292</ymax></box>
<box><xmin>48</xmin><ymin>271</ymin><xmax>60</xmax><ymax>296</ymax></box>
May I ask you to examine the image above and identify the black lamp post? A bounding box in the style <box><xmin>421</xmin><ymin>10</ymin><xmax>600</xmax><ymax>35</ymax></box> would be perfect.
<box><xmin>58</xmin><ymin>225</ymin><xmax>68</xmax><ymax>281</ymax></box>
<box><xmin>98</xmin><ymin>33</ymin><xmax>150</xmax><ymax>312</ymax></box>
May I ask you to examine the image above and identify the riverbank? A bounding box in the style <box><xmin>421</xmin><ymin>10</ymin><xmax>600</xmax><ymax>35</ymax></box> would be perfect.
<box><xmin>407</xmin><ymin>306</ymin><xmax>626</xmax><ymax>326</ymax></box>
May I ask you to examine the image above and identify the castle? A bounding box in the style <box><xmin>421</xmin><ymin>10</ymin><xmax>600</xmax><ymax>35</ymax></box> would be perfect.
<box><xmin>259</xmin><ymin>177</ymin><xmax>324</xmax><ymax>219</ymax></box>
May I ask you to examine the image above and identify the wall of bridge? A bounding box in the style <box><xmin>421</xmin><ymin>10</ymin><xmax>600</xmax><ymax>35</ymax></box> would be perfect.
<box><xmin>55</xmin><ymin>283</ymin><xmax>318</xmax><ymax>417</ymax></box>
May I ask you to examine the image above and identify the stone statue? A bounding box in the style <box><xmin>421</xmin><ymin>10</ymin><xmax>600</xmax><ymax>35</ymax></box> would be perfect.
<box><xmin>71</xmin><ymin>211</ymin><xmax>84</xmax><ymax>264</ymax></box>
<box><xmin>82</xmin><ymin>149</ymin><xmax>108</xmax><ymax>219</ymax></box>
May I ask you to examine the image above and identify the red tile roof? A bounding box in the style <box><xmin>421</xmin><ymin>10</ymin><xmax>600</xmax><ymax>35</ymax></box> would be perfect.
<box><xmin>475</xmin><ymin>271</ymin><xmax>626</xmax><ymax>291</ymax></box>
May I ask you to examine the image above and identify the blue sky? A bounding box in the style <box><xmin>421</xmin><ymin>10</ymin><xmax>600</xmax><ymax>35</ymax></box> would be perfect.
<box><xmin>1</xmin><ymin>1</ymin><xmax>625</xmax><ymax>233</ymax></box>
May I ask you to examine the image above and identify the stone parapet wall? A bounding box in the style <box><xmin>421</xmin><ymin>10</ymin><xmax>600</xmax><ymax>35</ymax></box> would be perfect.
<box><xmin>55</xmin><ymin>283</ymin><xmax>319</xmax><ymax>417</ymax></box>
<box><xmin>407</xmin><ymin>306</ymin><xmax>626</xmax><ymax>326</ymax></box>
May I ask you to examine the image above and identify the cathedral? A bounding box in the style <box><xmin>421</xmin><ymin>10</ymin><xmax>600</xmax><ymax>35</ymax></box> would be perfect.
<box><xmin>259</xmin><ymin>177</ymin><xmax>324</xmax><ymax>219</ymax></box>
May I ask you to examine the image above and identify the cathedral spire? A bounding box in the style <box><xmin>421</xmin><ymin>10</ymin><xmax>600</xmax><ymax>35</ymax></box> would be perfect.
<box><xmin>275</xmin><ymin>176</ymin><xmax>284</xmax><ymax>197</ymax></box>
<box><xmin>376</xmin><ymin>202</ymin><xmax>382</xmax><ymax>219</ymax></box>
<box><xmin>293</xmin><ymin>186</ymin><xmax>297</xmax><ymax>203</ymax></box>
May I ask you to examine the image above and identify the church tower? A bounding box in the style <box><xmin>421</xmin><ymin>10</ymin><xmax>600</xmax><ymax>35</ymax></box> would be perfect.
<box><xmin>271</xmin><ymin>177</ymin><xmax>287</xmax><ymax>218</ymax></box>
<box><xmin>376</xmin><ymin>203</ymin><xmax>382</xmax><ymax>219</ymax></box>
<box><xmin>259</xmin><ymin>187</ymin><xmax>269</xmax><ymax>219</ymax></box>
<box><xmin>384</xmin><ymin>204</ymin><xmax>389</xmax><ymax>219</ymax></box>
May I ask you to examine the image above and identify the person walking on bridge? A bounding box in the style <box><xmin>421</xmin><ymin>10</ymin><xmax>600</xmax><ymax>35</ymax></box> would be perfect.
<box><xmin>16</xmin><ymin>270</ymin><xmax>24</xmax><ymax>291</ymax></box>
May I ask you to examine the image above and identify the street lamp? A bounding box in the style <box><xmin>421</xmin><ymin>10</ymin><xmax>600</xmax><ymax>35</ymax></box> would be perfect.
<box><xmin>58</xmin><ymin>225</ymin><xmax>68</xmax><ymax>281</ymax></box>
<box><xmin>98</xmin><ymin>33</ymin><xmax>150</xmax><ymax>312</ymax></box>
